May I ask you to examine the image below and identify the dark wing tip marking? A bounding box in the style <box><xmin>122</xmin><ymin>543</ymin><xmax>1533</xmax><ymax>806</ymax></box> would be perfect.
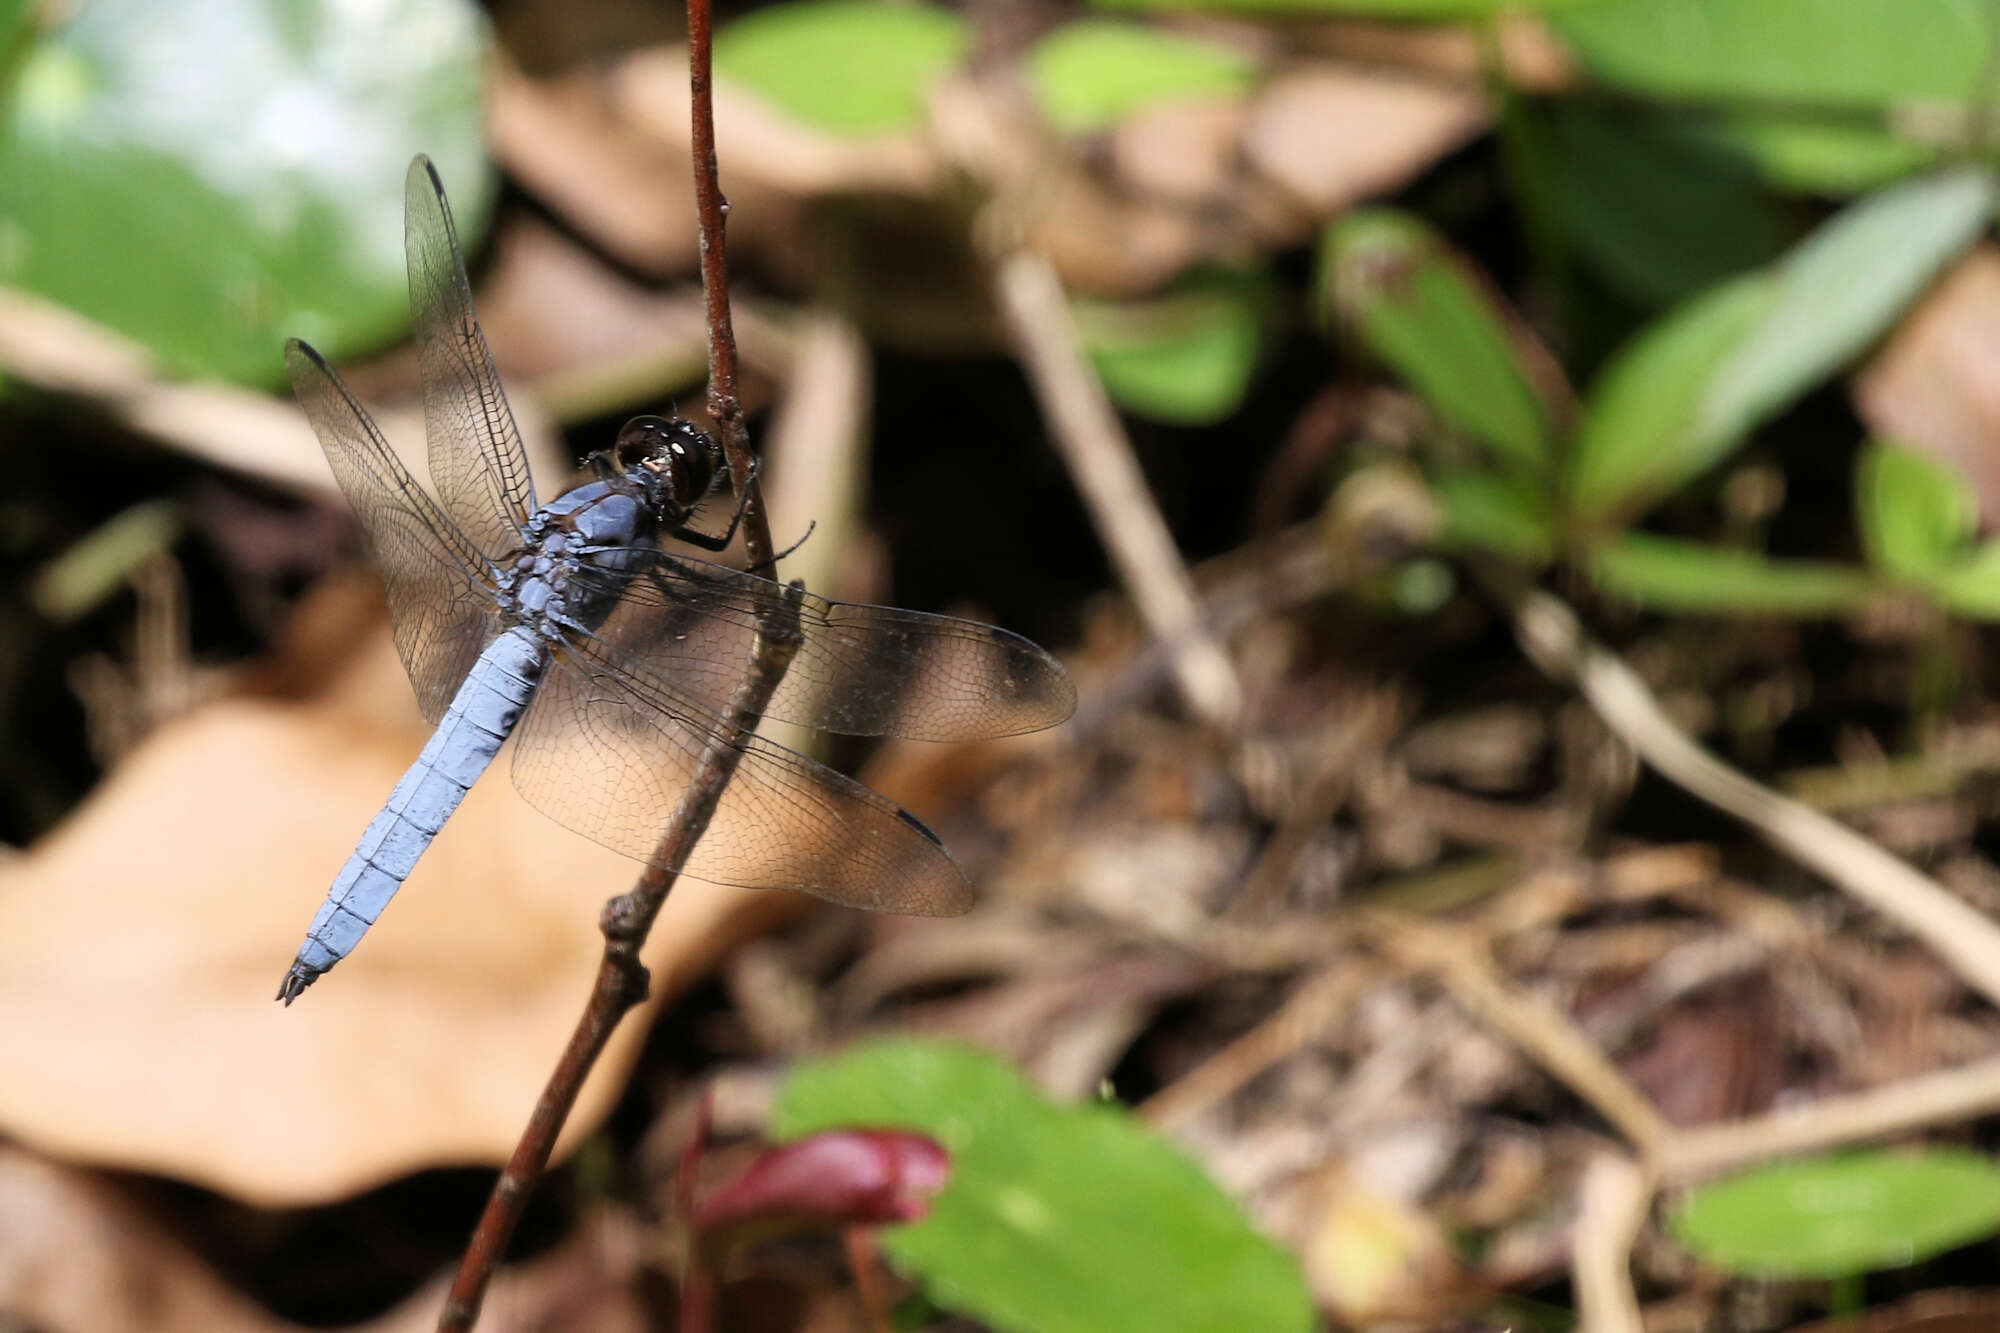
<box><xmin>286</xmin><ymin>338</ymin><xmax>330</xmax><ymax>373</ymax></box>
<box><xmin>895</xmin><ymin>805</ymin><xmax>946</xmax><ymax>848</ymax></box>
<box><xmin>413</xmin><ymin>152</ymin><xmax>443</xmax><ymax>193</ymax></box>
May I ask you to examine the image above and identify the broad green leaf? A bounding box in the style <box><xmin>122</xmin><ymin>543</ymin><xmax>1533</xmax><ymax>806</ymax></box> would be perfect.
<box><xmin>715</xmin><ymin>0</ymin><xmax>967</xmax><ymax>136</ymax></box>
<box><xmin>1700</xmin><ymin>168</ymin><xmax>1996</xmax><ymax>450</ymax></box>
<box><xmin>1589</xmin><ymin>534</ymin><xmax>1872</xmax><ymax>615</ymax></box>
<box><xmin>1536</xmin><ymin>102</ymin><xmax>1787</xmax><ymax>308</ymax></box>
<box><xmin>1571</xmin><ymin>168</ymin><xmax>1996</xmax><ymax>523</ymax></box>
<box><xmin>777</xmin><ymin>1041</ymin><xmax>1315</xmax><ymax>1333</ymax></box>
<box><xmin>0</xmin><ymin>0</ymin><xmax>489</xmax><ymax>387</ymax></box>
<box><xmin>1432</xmin><ymin>471</ymin><xmax>1554</xmax><ymax>564</ymax></box>
<box><xmin>1090</xmin><ymin>0</ymin><xmax>1597</xmax><ymax>15</ymax></box>
<box><xmin>1028</xmin><ymin>20</ymin><xmax>1256</xmax><ymax>135</ymax></box>
<box><xmin>1935</xmin><ymin>541</ymin><xmax>2000</xmax><ymax>618</ymax></box>
<box><xmin>1323</xmin><ymin>209</ymin><xmax>1557</xmax><ymax>477</ymax></box>
<box><xmin>1857</xmin><ymin>441</ymin><xmax>1976</xmax><ymax>581</ymax></box>
<box><xmin>1672</xmin><ymin>1149</ymin><xmax>2000</xmax><ymax>1279</ymax></box>
<box><xmin>1569</xmin><ymin>272</ymin><xmax>1777</xmax><ymax>523</ymax></box>
<box><xmin>1710</xmin><ymin>113</ymin><xmax>1936</xmax><ymax>194</ymax></box>
<box><xmin>1554</xmin><ymin>0</ymin><xmax>1989</xmax><ymax>106</ymax></box>
<box><xmin>1076</xmin><ymin>268</ymin><xmax>1267</xmax><ymax>425</ymax></box>
<box><xmin>1</xmin><ymin>0</ymin><xmax>33</xmax><ymax>51</ymax></box>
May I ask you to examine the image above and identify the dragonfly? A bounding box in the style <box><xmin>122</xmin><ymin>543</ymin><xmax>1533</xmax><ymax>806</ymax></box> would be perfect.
<box><xmin>277</xmin><ymin>156</ymin><xmax>1075</xmax><ymax>1004</ymax></box>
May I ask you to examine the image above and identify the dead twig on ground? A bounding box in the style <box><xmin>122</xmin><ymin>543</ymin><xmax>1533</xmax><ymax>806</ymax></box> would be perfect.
<box><xmin>1573</xmin><ymin>1152</ymin><xmax>1651</xmax><ymax>1333</ymax></box>
<box><xmin>1511</xmin><ymin>589</ymin><xmax>2000</xmax><ymax>1012</ymax></box>
<box><xmin>993</xmin><ymin>251</ymin><xmax>1242</xmax><ymax>730</ymax></box>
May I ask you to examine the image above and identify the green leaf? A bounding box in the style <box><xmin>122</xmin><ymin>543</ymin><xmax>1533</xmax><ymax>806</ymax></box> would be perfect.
<box><xmin>1536</xmin><ymin>102</ymin><xmax>1788</xmax><ymax>308</ymax></box>
<box><xmin>1090</xmin><ymin>0</ymin><xmax>1597</xmax><ymax>16</ymax></box>
<box><xmin>1028</xmin><ymin>20</ymin><xmax>1256</xmax><ymax>135</ymax></box>
<box><xmin>0</xmin><ymin>0</ymin><xmax>489</xmax><ymax>386</ymax></box>
<box><xmin>1709</xmin><ymin>112</ymin><xmax>1936</xmax><ymax>194</ymax></box>
<box><xmin>715</xmin><ymin>0</ymin><xmax>968</xmax><ymax>136</ymax></box>
<box><xmin>1322</xmin><ymin>209</ymin><xmax>1557</xmax><ymax>478</ymax></box>
<box><xmin>1858</xmin><ymin>440</ymin><xmax>1976</xmax><ymax>581</ymax></box>
<box><xmin>1672</xmin><ymin>1149</ymin><xmax>2000</xmax><ymax>1279</ymax></box>
<box><xmin>1589</xmin><ymin>534</ymin><xmax>1872</xmax><ymax>615</ymax></box>
<box><xmin>1433</xmin><ymin>471</ymin><xmax>1554</xmax><ymax>563</ymax></box>
<box><xmin>1076</xmin><ymin>267</ymin><xmax>1267</xmax><ymax>424</ymax></box>
<box><xmin>1569</xmin><ymin>272</ymin><xmax>1777</xmax><ymax>522</ymax></box>
<box><xmin>777</xmin><ymin>1040</ymin><xmax>1315</xmax><ymax>1333</ymax></box>
<box><xmin>1554</xmin><ymin>0</ymin><xmax>1989</xmax><ymax>106</ymax></box>
<box><xmin>1702</xmin><ymin>168</ymin><xmax>1996</xmax><ymax>447</ymax></box>
<box><xmin>1934</xmin><ymin>540</ymin><xmax>2000</xmax><ymax>618</ymax></box>
<box><xmin>1571</xmin><ymin>168</ymin><xmax>1996</xmax><ymax>523</ymax></box>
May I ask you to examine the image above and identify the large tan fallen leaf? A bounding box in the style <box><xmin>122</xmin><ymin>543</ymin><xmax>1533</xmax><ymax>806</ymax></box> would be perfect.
<box><xmin>0</xmin><ymin>1145</ymin><xmax>291</xmax><ymax>1332</ymax></box>
<box><xmin>1241</xmin><ymin>65</ymin><xmax>1490</xmax><ymax>226</ymax></box>
<box><xmin>1853</xmin><ymin>244</ymin><xmax>2000</xmax><ymax>523</ymax></box>
<box><xmin>0</xmin><ymin>587</ymin><xmax>794</xmax><ymax>1206</ymax></box>
<box><xmin>0</xmin><ymin>1141</ymin><xmax>656</xmax><ymax>1333</ymax></box>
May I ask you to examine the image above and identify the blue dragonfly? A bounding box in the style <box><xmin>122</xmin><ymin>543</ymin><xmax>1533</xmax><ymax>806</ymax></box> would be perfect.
<box><xmin>277</xmin><ymin>157</ymin><xmax>1075</xmax><ymax>1004</ymax></box>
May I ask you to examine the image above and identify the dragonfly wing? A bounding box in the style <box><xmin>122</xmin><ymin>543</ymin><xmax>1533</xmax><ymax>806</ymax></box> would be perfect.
<box><xmin>511</xmin><ymin>639</ymin><xmax>974</xmax><ymax>915</ymax></box>
<box><xmin>562</xmin><ymin>551</ymin><xmax>1076</xmax><ymax>741</ymax></box>
<box><xmin>287</xmin><ymin>339</ymin><xmax>501</xmax><ymax>724</ymax></box>
<box><xmin>405</xmin><ymin>154</ymin><xmax>538</xmax><ymax>562</ymax></box>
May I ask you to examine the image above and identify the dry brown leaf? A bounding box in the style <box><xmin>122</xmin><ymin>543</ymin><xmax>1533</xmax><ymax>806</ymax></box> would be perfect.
<box><xmin>489</xmin><ymin>53</ymin><xmax>703</xmax><ymax>276</ymax></box>
<box><xmin>0</xmin><ymin>1145</ymin><xmax>294</xmax><ymax>1332</ymax></box>
<box><xmin>0</xmin><ymin>594</ymin><xmax>793</xmax><ymax>1206</ymax></box>
<box><xmin>1110</xmin><ymin>97</ymin><xmax>1251</xmax><ymax>207</ymax></box>
<box><xmin>1853</xmin><ymin>244</ymin><xmax>2000</xmax><ymax>523</ymax></box>
<box><xmin>1242</xmin><ymin>65</ymin><xmax>1490</xmax><ymax>224</ymax></box>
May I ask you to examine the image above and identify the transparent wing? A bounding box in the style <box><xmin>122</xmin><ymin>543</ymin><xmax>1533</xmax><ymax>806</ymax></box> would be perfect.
<box><xmin>287</xmin><ymin>339</ymin><xmax>502</xmax><ymax>723</ymax></box>
<box><xmin>513</xmin><ymin>639</ymin><xmax>974</xmax><ymax>914</ymax></box>
<box><xmin>562</xmin><ymin>550</ymin><xmax>1076</xmax><ymax>741</ymax></box>
<box><xmin>405</xmin><ymin>154</ymin><xmax>538</xmax><ymax>562</ymax></box>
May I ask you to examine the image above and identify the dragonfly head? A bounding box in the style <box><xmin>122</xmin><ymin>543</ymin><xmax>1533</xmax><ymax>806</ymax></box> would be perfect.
<box><xmin>603</xmin><ymin>416</ymin><xmax>724</xmax><ymax>514</ymax></box>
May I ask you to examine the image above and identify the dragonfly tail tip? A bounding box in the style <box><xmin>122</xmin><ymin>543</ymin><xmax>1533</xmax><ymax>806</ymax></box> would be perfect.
<box><xmin>275</xmin><ymin>966</ymin><xmax>315</xmax><ymax>1006</ymax></box>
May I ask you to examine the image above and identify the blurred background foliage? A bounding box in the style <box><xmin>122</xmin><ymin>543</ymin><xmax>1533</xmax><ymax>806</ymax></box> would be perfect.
<box><xmin>13</xmin><ymin>0</ymin><xmax>2000</xmax><ymax>1329</ymax></box>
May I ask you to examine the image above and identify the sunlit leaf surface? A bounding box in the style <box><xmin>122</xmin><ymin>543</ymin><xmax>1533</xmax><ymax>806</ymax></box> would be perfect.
<box><xmin>1589</xmin><ymin>534</ymin><xmax>1873</xmax><ymax>616</ymax></box>
<box><xmin>1672</xmin><ymin>1149</ymin><xmax>2000</xmax><ymax>1279</ymax></box>
<box><xmin>1029</xmin><ymin>19</ymin><xmax>1257</xmax><ymax>135</ymax></box>
<box><xmin>1075</xmin><ymin>268</ymin><xmax>1268</xmax><ymax>425</ymax></box>
<box><xmin>778</xmin><ymin>1040</ymin><xmax>1316</xmax><ymax>1333</ymax></box>
<box><xmin>1554</xmin><ymin>0</ymin><xmax>1988</xmax><ymax>105</ymax></box>
<box><xmin>715</xmin><ymin>0</ymin><xmax>968</xmax><ymax>136</ymax></box>
<box><xmin>1858</xmin><ymin>440</ymin><xmax>1978</xmax><ymax>582</ymax></box>
<box><xmin>1324</xmin><ymin>209</ymin><xmax>1557</xmax><ymax>478</ymax></box>
<box><xmin>1572</xmin><ymin>168</ymin><xmax>1995</xmax><ymax>524</ymax></box>
<box><xmin>0</xmin><ymin>0</ymin><xmax>488</xmax><ymax>385</ymax></box>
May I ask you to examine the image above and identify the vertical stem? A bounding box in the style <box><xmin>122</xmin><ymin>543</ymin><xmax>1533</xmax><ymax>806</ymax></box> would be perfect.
<box><xmin>686</xmin><ymin>0</ymin><xmax>773</xmax><ymax>576</ymax></box>
<box><xmin>435</xmin><ymin>5</ymin><xmax>788</xmax><ymax>1327</ymax></box>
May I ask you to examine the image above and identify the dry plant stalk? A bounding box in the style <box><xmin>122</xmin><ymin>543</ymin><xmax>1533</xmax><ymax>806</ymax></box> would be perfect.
<box><xmin>436</xmin><ymin>2</ymin><xmax>794</xmax><ymax>1326</ymax></box>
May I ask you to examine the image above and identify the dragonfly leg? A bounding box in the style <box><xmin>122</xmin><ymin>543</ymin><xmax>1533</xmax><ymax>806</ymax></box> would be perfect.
<box><xmin>755</xmin><ymin>520</ymin><xmax>816</xmax><ymax>574</ymax></box>
<box><xmin>671</xmin><ymin>454</ymin><xmax>761</xmax><ymax>551</ymax></box>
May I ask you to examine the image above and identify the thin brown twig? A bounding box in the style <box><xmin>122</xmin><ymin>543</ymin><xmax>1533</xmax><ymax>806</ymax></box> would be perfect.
<box><xmin>686</xmin><ymin>0</ymin><xmax>771</xmax><ymax>576</ymax></box>
<box><xmin>437</xmin><ymin>3</ymin><xmax>785</xmax><ymax>1326</ymax></box>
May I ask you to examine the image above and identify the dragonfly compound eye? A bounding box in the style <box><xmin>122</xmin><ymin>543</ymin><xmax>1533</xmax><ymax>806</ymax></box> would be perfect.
<box><xmin>613</xmin><ymin>415</ymin><xmax>674</xmax><ymax>467</ymax></box>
